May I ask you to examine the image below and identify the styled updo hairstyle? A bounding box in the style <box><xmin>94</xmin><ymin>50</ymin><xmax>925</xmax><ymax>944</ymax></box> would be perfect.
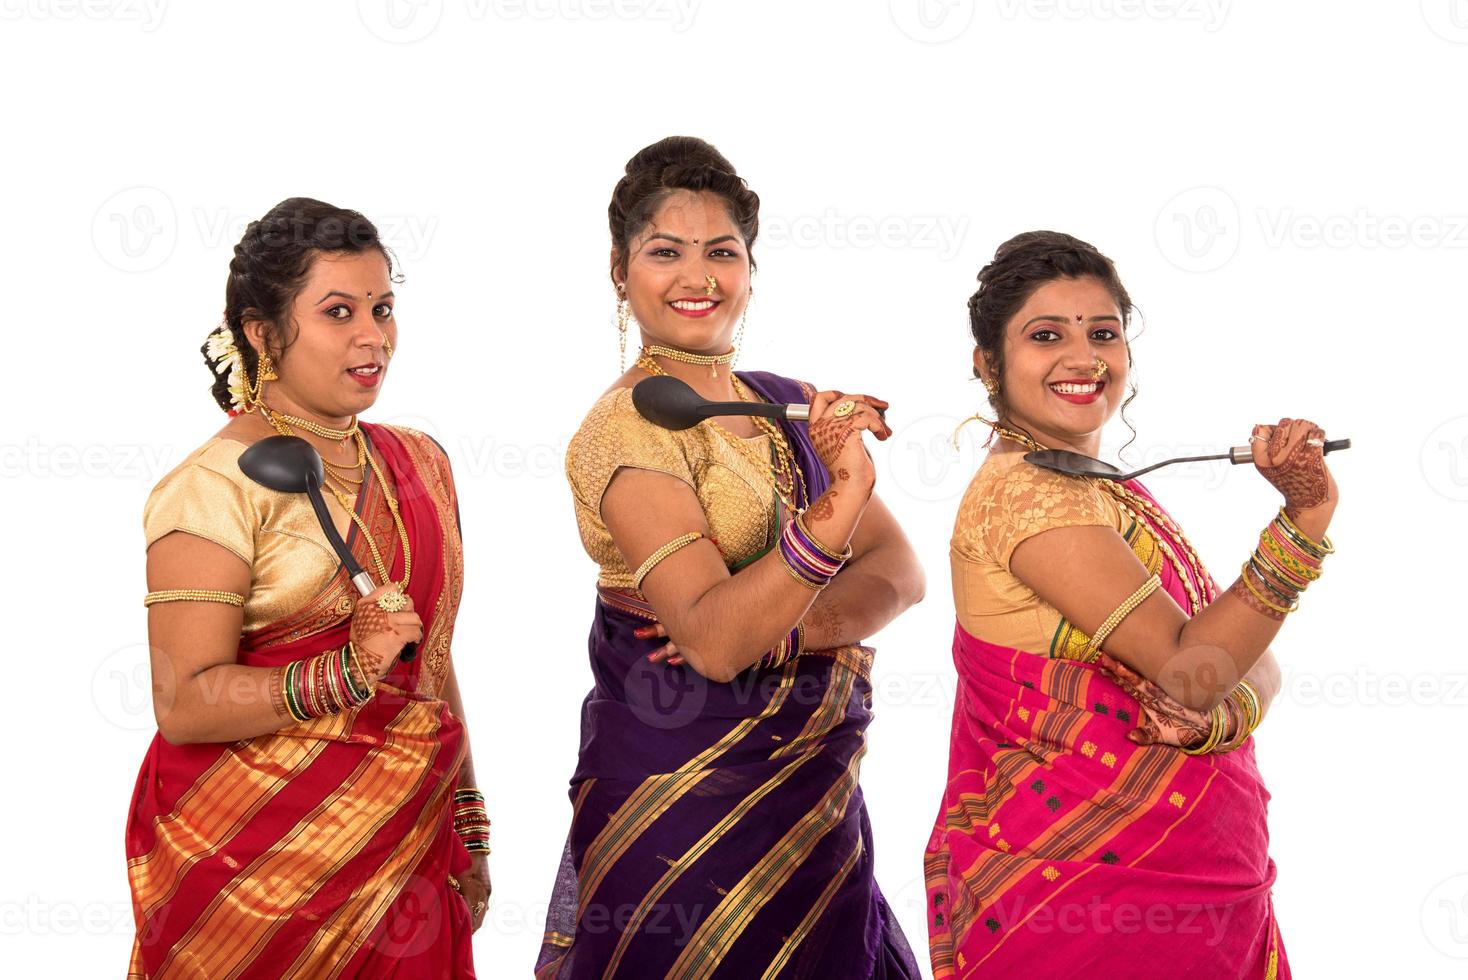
<box><xmin>607</xmin><ymin>136</ymin><xmax>761</xmax><ymax>286</ymax></box>
<box><xmin>202</xmin><ymin>197</ymin><xmax>398</xmax><ymax>413</ymax></box>
<box><xmin>968</xmin><ymin>230</ymin><xmax>1139</xmax><ymax>455</ymax></box>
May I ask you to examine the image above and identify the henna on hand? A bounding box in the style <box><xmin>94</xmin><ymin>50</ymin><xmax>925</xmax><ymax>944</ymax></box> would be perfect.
<box><xmin>1095</xmin><ymin>653</ymin><xmax>1210</xmax><ymax>749</ymax></box>
<box><xmin>1228</xmin><ymin>573</ymin><xmax>1288</xmax><ymax>622</ymax></box>
<box><xmin>836</xmin><ymin>467</ymin><xmax>850</xmax><ymax>483</ymax></box>
<box><xmin>809</xmin><ymin>415</ymin><xmax>858</xmax><ymax>469</ymax></box>
<box><xmin>349</xmin><ymin>598</ymin><xmax>395</xmax><ymax>680</ymax></box>
<box><xmin>805</xmin><ymin>491</ymin><xmax>837</xmax><ymax>523</ymax></box>
<box><xmin>1257</xmin><ymin>419</ymin><xmax>1330</xmax><ymax>514</ymax></box>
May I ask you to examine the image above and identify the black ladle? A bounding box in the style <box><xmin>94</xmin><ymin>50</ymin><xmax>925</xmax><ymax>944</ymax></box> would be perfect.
<box><xmin>1025</xmin><ymin>438</ymin><xmax>1351</xmax><ymax>482</ymax></box>
<box><xmin>238</xmin><ymin>435</ymin><xmax>416</xmax><ymax>662</ymax></box>
<box><xmin>632</xmin><ymin>375</ymin><xmax>885</xmax><ymax>430</ymax></box>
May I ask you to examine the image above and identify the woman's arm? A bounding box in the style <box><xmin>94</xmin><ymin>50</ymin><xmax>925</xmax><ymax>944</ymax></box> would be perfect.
<box><xmin>799</xmin><ymin>492</ymin><xmax>925</xmax><ymax>650</ymax></box>
<box><xmin>145</xmin><ymin>531</ymin><xmax>290</xmax><ymax>744</ymax></box>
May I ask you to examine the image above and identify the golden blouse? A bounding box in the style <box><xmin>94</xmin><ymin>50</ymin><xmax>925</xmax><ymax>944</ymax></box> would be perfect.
<box><xmin>565</xmin><ymin>386</ymin><xmax>779</xmax><ymax>589</ymax></box>
<box><xmin>143</xmin><ymin>437</ymin><xmax>363</xmax><ymax>633</ymax></box>
<box><xmin>951</xmin><ymin>450</ymin><xmax>1162</xmax><ymax>659</ymax></box>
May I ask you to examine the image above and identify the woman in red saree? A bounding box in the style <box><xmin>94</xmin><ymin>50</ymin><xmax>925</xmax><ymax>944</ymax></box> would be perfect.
<box><xmin>127</xmin><ymin>199</ymin><xmax>488</xmax><ymax>978</ymax></box>
<box><xmin>926</xmin><ymin>231</ymin><xmax>1341</xmax><ymax>978</ymax></box>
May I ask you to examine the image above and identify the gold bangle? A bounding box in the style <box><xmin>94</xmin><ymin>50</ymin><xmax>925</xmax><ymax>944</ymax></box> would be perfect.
<box><xmin>794</xmin><ymin>622</ymin><xmax>806</xmax><ymax>658</ymax></box>
<box><xmin>144</xmin><ymin>589</ymin><xmax>246</xmax><ymax>608</ymax></box>
<box><xmin>1081</xmin><ymin>574</ymin><xmax>1161</xmax><ymax>661</ymax></box>
<box><xmin>632</xmin><ymin>532</ymin><xmax>704</xmax><ymax>591</ymax></box>
<box><xmin>1182</xmin><ymin>701</ymin><xmax>1229</xmax><ymax>755</ymax></box>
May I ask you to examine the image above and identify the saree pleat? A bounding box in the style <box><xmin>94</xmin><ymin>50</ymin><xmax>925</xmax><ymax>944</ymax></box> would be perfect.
<box><xmin>126</xmin><ymin>424</ymin><xmax>476</xmax><ymax>979</ymax></box>
<box><xmin>926</xmin><ymin>477</ymin><xmax>1289</xmax><ymax>978</ymax></box>
<box><xmin>538</xmin><ymin>371</ymin><xmax>919</xmax><ymax>980</ymax></box>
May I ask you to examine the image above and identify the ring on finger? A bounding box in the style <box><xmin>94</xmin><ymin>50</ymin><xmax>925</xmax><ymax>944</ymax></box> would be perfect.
<box><xmin>1247</xmin><ymin>435</ymin><xmax>1267</xmax><ymax>445</ymax></box>
<box><xmin>1305</xmin><ymin>437</ymin><xmax>1324</xmax><ymax>447</ymax></box>
<box><xmin>376</xmin><ymin>590</ymin><xmax>409</xmax><ymax>613</ymax></box>
<box><xmin>833</xmin><ymin>400</ymin><xmax>857</xmax><ymax>418</ymax></box>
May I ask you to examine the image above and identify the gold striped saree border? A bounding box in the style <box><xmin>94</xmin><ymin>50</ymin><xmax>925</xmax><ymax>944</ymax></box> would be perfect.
<box><xmin>574</xmin><ymin>660</ymin><xmax>802</xmax><ymax>918</ymax></box>
<box><xmin>667</xmin><ymin>743</ymin><xmax>867</xmax><ymax>980</ymax></box>
<box><xmin>128</xmin><ymin>713</ymin><xmax>349</xmax><ymax>916</ymax></box>
<box><xmin>600</xmin><ymin>659</ymin><xmax>861</xmax><ymax>975</ymax></box>
<box><xmin>759</xmin><ymin>833</ymin><xmax>864</xmax><ymax>980</ymax></box>
<box><xmin>152</xmin><ymin>700</ymin><xmax>437</xmax><ymax>976</ymax></box>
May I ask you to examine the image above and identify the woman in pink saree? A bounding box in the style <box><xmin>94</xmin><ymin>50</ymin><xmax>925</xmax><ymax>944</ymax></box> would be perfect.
<box><xmin>925</xmin><ymin>232</ymin><xmax>1341</xmax><ymax>978</ymax></box>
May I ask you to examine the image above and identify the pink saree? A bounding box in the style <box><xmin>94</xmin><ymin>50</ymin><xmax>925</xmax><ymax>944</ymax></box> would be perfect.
<box><xmin>924</xmin><ymin>479</ymin><xmax>1288</xmax><ymax>978</ymax></box>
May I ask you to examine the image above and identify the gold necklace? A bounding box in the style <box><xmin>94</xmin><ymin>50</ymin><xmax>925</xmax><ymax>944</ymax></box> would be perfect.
<box><xmin>267</xmin><ymin>407</ymin><xmax>359</xmax><ymax>443</ymax></box>
<box><xmin>264</xmin><ymin>414</ymin><xmax>412</xmax><ymax>590</ymax></box>
<box><xmin>636</xmin><ymin>354</ymin><xmax>805</xmax><ymax>512</ymax></box>
<box><xmin>641</xmin><ymin>344</ymin><xmax>737</xmax><ymax>379</ymax></box>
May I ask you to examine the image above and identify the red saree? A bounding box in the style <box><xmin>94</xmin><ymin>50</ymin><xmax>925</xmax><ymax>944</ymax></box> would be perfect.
<box><xmin>126</xmin><ymin>424</ymin><xmax>476</xmax><ymax>979</ymax></box>
<box><xmin>925</xmin><ymin>478</ymin><xmax>1288</xmax><ymax>978</ymax></box>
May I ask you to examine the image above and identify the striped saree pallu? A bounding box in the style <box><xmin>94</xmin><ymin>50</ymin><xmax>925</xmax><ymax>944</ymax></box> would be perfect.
<box><xmin>925</xmin><ymin>479</ymin><xmax>1288</xmax><ymax>979</ymax></box>
<box><xmin>126</xmin><ymin>424</ymin><xmax>477</xmax><ymax>979</ymax></box>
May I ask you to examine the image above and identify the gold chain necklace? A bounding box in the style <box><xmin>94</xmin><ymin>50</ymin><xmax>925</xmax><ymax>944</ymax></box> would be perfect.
<box><xmin>636</xmin><ymin>354</ymin><xmax>805</xmax><ymax>513</ymax></box>
<box><xmin>641</xmin><ymin>344</ymin><xmax>737</xmax><ymax>379</ymax></box>
<box><xmin>264</xmin><ymin>413</ymin><xmax>413</xmax><ymax>590</ymax></box>
<box><xmin>976</xmin><ymin>418</ymin><xmax>1212</xmax><ymax>614</ymax></box>
<box><xmin>267</xmin><ymin>408</ymin><xmax>359</xmax><ymax>442</ymax></box>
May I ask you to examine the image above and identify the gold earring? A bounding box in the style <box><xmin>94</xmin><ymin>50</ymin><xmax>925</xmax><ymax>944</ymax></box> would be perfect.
<box><xmin>383</xmin><ymin>338</ymin><xmax>395</xmax><ymax>359</ymax></box>
<box><xmin>705</xmin><ymin>274</ymin><xmax>718</xmax><ymax>297</ymax></box>
<box><xmin>245</xmin><ymin>350</ymin><xmax>276</xmax><ymax>411</ymax></box>
<box><xmin>616</xmin><ymin>284</ymin><xmax>630</xmax><ymax>372</ymax></box>
<box><xmin>981</xmin><ymin>377</ymin><xmax>999</xmax><ymax>397</ymax></box>
<box><xmin>732</xmin><ymin>289</ymin><xmax>750</xmax><ymax>367</ymax></box>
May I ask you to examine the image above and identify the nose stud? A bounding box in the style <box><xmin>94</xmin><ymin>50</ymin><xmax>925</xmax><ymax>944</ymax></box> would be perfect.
<box><xmin>705</xmin><ymin>275</ymin><xmax>718</xmax><ymax>297</ymax></box>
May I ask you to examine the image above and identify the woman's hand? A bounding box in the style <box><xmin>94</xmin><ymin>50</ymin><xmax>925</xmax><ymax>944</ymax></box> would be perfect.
<box><xmin>457</xmin><ymin>853</ymin><xmax>491</xmax><ymax>933</ymax></box>
<box><xmin>349</xmin><ymin>583</ymin><xmax>423</xmax><ymax>682</ymax></box>
<box><xmin>1094</xmin><ymin>652</ymin><xmax>1213</xmax><ymax>749</ymax></box>
<box><xmin>805</xmin><ymin>390</ymin><xmax>892</xmax><ymax>493</ymax></box>
<box><xmin>1250</xmin><ymin>417</ymin><xmax>1338</xmax><ymax>519</ymax></box>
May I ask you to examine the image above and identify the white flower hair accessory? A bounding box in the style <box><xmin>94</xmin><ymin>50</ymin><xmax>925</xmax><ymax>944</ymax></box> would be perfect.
<box><xmin>205</xmin><ymin>321</ymin><xmax>250</xmax><ymax>415</ymax></box>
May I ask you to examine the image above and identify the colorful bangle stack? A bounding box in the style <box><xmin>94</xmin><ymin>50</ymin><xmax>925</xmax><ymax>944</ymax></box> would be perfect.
<box><xmin>1240</xmin><ymin>507</ymin><xmax>1333</xmax><ymax>615</ymax></box>
<box><xmin>281</xmin><ymin>643</ymin><xmax>374</xmax><ymax>723</ymax></box>
<box><xmin>778</xmin><ymin>513</ymin><xmax>851</xmax><ymax>590</ymax></box>
<box><xmin>760</xmin><ymin>623</ymin><xmax>805</xmax><ymax>669</ymax></box>
<box><xmin>1217</xmin><ymin>680</ymin><xmax>1263</xmax><ymax>752</ymax></box>
<box><xmin>453</xmin><ymin>788</ymin><xmax>492</xmax><ymax>854</ymax></box>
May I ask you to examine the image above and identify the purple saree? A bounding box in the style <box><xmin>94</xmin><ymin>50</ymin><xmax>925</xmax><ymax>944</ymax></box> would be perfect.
<box><xmin>536</xmin><ymin>371</ymin><xmax>919</xmax><ymax>980</ymax></box>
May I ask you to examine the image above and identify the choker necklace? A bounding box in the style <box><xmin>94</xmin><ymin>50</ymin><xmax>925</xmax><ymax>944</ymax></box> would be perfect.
<box><xmin>641</xmin><ymin>344</ymin><xmax>737</xmax><ymax>379</ymax></box>
<box><xmin>265</xmin><ymin>406</ymin><xmax>359</xmax><ymax>443</ymax></box>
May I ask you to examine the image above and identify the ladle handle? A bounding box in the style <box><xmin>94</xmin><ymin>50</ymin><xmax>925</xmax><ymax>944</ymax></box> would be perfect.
<box><xmin>1229</xmin><ymin>437</ymin><xmax>1351</xmax><ymax>465</ymax></box>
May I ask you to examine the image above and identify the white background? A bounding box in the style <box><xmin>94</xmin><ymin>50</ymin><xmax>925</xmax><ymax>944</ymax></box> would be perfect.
<box><xmin>3</xmin><ymin>1</ymin><xmax>1465</xmax><ymax>975</ymax></box>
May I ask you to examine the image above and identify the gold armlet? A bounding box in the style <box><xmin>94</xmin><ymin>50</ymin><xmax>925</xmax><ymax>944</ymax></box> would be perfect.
<box><xmin>1080</xmin><ymin>574</ymin><xmax>1161</xmax><ymax>661</ymax></box>
<box><xmin>632</xmin><ymin>532</ymin><xmax>704</xmax><ymax>591</ymax></box>
<box><xmin>144</xmin><ymin>589</ymin><xmax>246</xmax><ymax>608</ymax></box>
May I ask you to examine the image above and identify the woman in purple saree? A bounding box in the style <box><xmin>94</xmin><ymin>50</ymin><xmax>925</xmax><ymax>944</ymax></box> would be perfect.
<box><xmin>536</xmin><ymin>137</ymin><xmax>925</xmax><ymax>979</ymax></box>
